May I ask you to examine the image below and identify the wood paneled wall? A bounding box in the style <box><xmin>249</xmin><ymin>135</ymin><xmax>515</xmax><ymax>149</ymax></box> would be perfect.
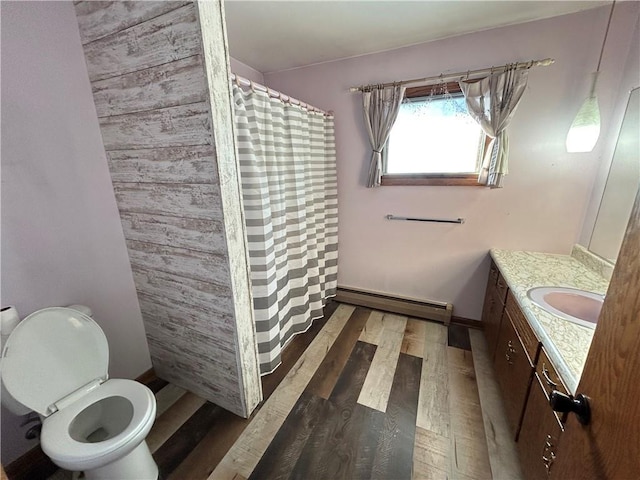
<box><xmin>74</xmin><ymin>1</ymin><xmax>261</xmax><ymax>417</ymax></box>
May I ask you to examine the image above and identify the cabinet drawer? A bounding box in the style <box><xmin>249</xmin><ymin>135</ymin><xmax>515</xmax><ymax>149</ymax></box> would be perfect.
<box><xmin>536</xmin><ymin>348</ymin><xmax>569</xmax><ymax>424</ymax></box>
<box><xmin>489</xmin><ymin>261</ymin><xmax>509</xmax><ymax>304</ymax></box>
<box><xmin>494</xmin><ymin>314</ymin><xmax>534</xmax><ymax>436</ymax></box>
<box><xmin>517</xmin><ymin>374</ymin><xmax>564</xmax><ymax>480</ymax></box>
<box><xmin>536</xmin><ymin>348</ymin><xmax>568</xmax><ymax>397</ymax></box>
<box><xmin>495</xmin><ymin>270</ymin><xmax>509</xmax><ymax>305</ymax></box>
<box><xmin>506</xmin><ymin>292</ymin><xmax>540</xmax><ymax>365</ymax></box>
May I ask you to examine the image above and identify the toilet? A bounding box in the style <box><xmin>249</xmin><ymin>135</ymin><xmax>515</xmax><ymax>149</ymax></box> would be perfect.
<box><xmin>1</xmin><ymin>307</ymin><xmax>158</xmax><ymax>480</ymax></box>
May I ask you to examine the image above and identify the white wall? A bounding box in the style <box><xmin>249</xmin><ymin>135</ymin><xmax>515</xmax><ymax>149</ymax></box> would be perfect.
<box><xmin>230</xmin><ymin>57</ymin><xmax>265</xmax><ymax>84</ymax></box>
<box><xmin>1</xmin><ymin>1</ymin><xmax>151</xmax><ymax>464</ymax></box>
<box><xmin>265</xmin><ymin>4</ymin><xmax>639</xmax><ymax>320</ymax></box>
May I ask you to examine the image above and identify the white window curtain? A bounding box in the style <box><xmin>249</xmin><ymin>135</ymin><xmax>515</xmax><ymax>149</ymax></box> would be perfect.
<box><xmin>232</xmin><ymin>84</ymin><xmax>338</xmax><ymax>374</ymax></box>
<box><xmin>459</xmin><ymin>66</ymin><xmax>529</xmax><ymax>188</ymax></box>
<box><xmin>363</xmin><ymin>85</ymin><xmax>406</xmax><ymax>187</ymax></box>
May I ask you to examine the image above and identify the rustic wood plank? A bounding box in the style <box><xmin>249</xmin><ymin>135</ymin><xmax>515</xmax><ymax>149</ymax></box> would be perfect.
<box><xmin>145</xmin><ymin>376</ymin><xmax>169</xmax><ymax>394</ymax></box>
<box><xmin>416</xmin><ymin>341</ymin><xmax>450</xmax><ymax>437</ymax></box>
<box><xmin>250</xmin><ymin>392</ymin><xmax>328</xmax><ymax>480</ymax></box>
<box><xmin>401</xmin><ymin>318</ymin><xmax>427</xmax><ymax>357</ymax></box>
<box><xmin>262</xmin><ymin>301</ymin><xmax>338</xmax><ymax>399</ymax></box>
<box><xmin>167</xmin><ymin>409</ymin><xmax>249</xmax><ymax>480</ymax></box>
<box><xmin>74</xmin><ymin>1</ymin><xmax>190</xmax><ymax>45</ymax></box>
<box><xmin>290</xmin><ymin>341</ymin><xmax>377</xmax><ymax>480</ymax></box>
<box><xmin>147</xmin><ymin>392</ymin><xmax>207</xmax><ymax>453</ymax></box>
<box><xmin>425</xmin><ymin>321</ymin><xmax>448</xmax><ymax>345</ymax></box>
<box><xmin>448</xmin><ymin>324</ymin><xmax>472</xmax><ymax>351</ymax></box>
<box><xmin>358</xmin><ymin>309</ymin><xmax>385</xmax><ymax>344</ymax></box>
<box><xmin>82</xmin><ymin>4</ymin><xmax>200</xmax><ymax>81</ymax></box>
<box><xmin>92</xmin><ymin>54</ymin><xmax>206</xmax><ymax>117</ymax></box>
<box><xmin>370</xmin><ymin>353</ymin><xmax>422</xmax><ymax>480</ymax></box>
<box><xmin>447</xmin><ymin>347</ymin><xmax>492</xmax><ymax>479</ymax></box>
<box><xmin>120</xmin><ymin>212</ymin><xmax>226</xmax><ymax>253</ymax></box>
<box><xmin>208</xmin><ymin>304</ymin><xmax>355</xmax><ymax>480</ymax></box>
<box><xmin>154</xmin><ymin>401</ymin><xmax>222</xmax><ymax>477</ymax></box>
<box><xmin>357</xmin><ymin>314</ymin><xmax>408</xmax><ymax>412</ymax></box>
<box><xmin>107</xmin><ymin>146</ymin><xmax>218</xmax><ymax>184</ymax></box>
<box><xmin>113</xmin><ymin>182</ymin><xmax>221</xmax><ymax>221</ymax></box>
<box><xmin>155</xmin><ymin>383</ymin><xmax>187</xmax><ymax>419</ymax></box>
<box><xmin>306</xmin><ymin>307</ymin><xmax>371</xmax><ymax>399</ymax></box>
<box><xmin>468</xmin><ymin>329</ymin><xmax>523</xmax><ymax>479</ymax></box>
<box><xmin>197</xmin><ymin>0</ymin><xmax>262</xmax><ymax>420</ymax></box>
<box><xmin>413</xmin><ymin>427</ymin><xmax>450</xmax><ymax>479</ymax></box>
<box><xmin>126</xmin><ymin>239</ymin><xmax>229</xmax><ymax>284</ymax></box>
<box><xmin>134</xmin><ymin>267</ymin><xmax>234</xmax><ymax>320</ymax></box>
<box><xmin>139</xmin><ymin>295</ymin><xmax>234</xmax><ymax>344</ymax></box>
<box><xmin>99</xmin><ymin>102</ymin><xmax>212</xmax><ymax>150</ymax></box>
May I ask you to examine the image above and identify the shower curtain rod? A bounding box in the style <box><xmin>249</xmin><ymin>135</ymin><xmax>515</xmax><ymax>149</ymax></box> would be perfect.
<box><xmin>231</xmin><ymin>73</ymin><xmax>333</xmax><ymax>117</ymax></box>
<box><xmin>348</xmin><ymin>57</ymin><xmax>554</xmax><ymax>92</ymax></box>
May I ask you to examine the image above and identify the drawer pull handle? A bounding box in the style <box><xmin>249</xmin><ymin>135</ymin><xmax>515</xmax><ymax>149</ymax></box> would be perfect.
<box><xmin>542</xmin><ymin>435</ymin><xmax>556</xmax><ymax>475</ymax></box>
<box><xmin>542</xmin><ymin>362</ymin><xmax>557</xmax><ymax>388</ymax></box>
<box><xmin>505</xmin><ymin>340</ymin><xmax>517</xmax><ymax>365</ymax></box>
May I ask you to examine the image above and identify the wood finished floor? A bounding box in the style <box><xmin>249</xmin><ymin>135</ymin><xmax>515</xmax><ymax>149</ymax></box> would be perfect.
<box><xmin>45</xmin><ymin>303</ymin><xmax>499</xmax><ymax>480</ymax></box>
<box><xmin>131</xmin><ymin>302</ymin><xmax>495</xmax><ymax>480</ymax></box>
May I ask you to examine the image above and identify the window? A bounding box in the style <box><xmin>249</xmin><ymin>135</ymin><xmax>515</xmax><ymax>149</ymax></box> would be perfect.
<box><xmin>382</xmin><ymin>82</ymin><xmax>487</xmax><ymax>186</ymax></box>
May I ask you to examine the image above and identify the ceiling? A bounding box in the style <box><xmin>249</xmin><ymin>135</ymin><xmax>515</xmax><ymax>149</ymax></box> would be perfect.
<box><xmin>224</xmin><ymin>1</ymin><xmax>609</xmax><ymax>74</ymax></box>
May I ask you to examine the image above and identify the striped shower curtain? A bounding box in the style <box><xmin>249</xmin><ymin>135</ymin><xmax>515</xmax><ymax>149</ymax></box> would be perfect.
<box><xmin>232</xmin><ymin>85</ymin><xmax>338</xmax><ymax>374</ymax></box>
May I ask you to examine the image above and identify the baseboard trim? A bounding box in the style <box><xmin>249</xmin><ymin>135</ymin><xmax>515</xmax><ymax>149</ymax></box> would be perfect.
<box><xmin>335</xmin><ymin>286</ymin><xmax>453</xmax><ymax>325</ymax></box>
<box><xmin>452</xmin><ymin>315</ymin><xmax>483</xmax><ymax>329</ymax></box>
<box><xmin>5</xmin><ymin>445</ymin><xmax>57</xmax><ymax>480</ymax></box>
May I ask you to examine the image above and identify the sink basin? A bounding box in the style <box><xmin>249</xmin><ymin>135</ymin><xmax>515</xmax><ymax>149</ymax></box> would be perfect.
<box><xmin>527</xmin><ymin>286</ymin><xmax>604</xmax><ymax>329</ymax></box>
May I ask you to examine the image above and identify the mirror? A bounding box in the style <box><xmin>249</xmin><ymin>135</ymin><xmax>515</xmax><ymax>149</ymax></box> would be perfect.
<box><xmin>589</xmin><ymin>87</ymin><xmax>640</xmax><ymax>261</ymax></box>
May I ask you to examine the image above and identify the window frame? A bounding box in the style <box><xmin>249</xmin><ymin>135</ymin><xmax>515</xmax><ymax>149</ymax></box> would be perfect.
<box><xmin>381</xmin><ymin>81</ymin><xmax>488</xmax><ymax>187</ymax></box>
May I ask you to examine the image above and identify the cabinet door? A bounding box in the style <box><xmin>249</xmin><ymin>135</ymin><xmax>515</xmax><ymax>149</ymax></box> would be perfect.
<box><xmin>481</xmin><ymin>285</ymin><xmax>504</xmax><ymax>361</ymax></box>
<box><xmin>493</xmin><ymin>312</ymin><xmax>534</xmax><ymax>436</ymax></box>
<box><xmin>518</xmin><ymin>374</ymin><xmax>563</xmax><ymax>480</ymax></box>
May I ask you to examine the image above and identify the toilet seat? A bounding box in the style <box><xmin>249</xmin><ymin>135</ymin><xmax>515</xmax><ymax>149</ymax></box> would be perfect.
<box><xmin>1</xmin><ymin>307</ymin><xmax>109</xmax><ymax>416</ymax></box>
<box><xmin>41</xmin><ymin>378</ymin><xmax>156</xmax><ymax>471</ymax></box>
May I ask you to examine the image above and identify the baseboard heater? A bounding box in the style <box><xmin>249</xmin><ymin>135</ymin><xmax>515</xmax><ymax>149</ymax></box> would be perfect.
<box><xmin>335</xmin><ymin>287</ymin><xmax>453</xmax><ymax>325</ymax></box>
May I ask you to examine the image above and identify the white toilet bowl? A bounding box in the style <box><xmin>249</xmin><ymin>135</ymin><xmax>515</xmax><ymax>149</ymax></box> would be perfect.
<box><xmin>1</xmin><ymin>307</ymin><xmax>158</xmax><ymax>480</ymax></box>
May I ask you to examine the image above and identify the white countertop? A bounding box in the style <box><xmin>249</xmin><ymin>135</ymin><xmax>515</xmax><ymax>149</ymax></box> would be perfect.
<box><xmin>490</xmin><ymin>246</ymin><xmax>611</xmax><ymax>394</ymax></box>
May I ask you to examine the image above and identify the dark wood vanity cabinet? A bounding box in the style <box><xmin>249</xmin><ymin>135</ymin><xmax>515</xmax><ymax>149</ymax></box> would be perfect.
<box><xmin>482</xmin><ymin>260</ymin><xmax>568</xmax><ymax>480</ymax></box>
<box><xmin>518</xmin><ymin>374</ymin><xmax>564</xmax><ymax>479</ymax></box>
<box><xmin>482</xmin><ymin>261</ymin><xmax>508</xmax><ymax>360</ymax></box>
<box><xmin>493</xmin><ymin>303</ymin><xmax>537</xmax><ymax>435</ymax></box>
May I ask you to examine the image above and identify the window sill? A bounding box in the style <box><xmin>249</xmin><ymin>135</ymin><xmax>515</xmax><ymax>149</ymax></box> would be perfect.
<box><xmin>380</xmin><ymin>174</ymin><xmax>483</xmax><ymax>186</ymax></box>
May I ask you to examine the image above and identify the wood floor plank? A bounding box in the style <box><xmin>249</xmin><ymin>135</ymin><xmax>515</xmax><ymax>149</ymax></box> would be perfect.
<box><xmin>370</xmin><ymin>353</ymin><xmax>422</xmax><ymax>480</ymax></box>
<box><xmin>401</xmin><ymin>318</ymin><xmax>427</xmax><ymax>358</ymax></box>
<box><xmin>290</xmin><ymin>341</ymin><xmax>377</xmax><ymax>480</ymax></box>
<box><xmin>416</xmin><ymin>340</ymin><xmax>449</xmax><ymax>437</ymax></box>
<box><xmin>424</xmin><ymin>321</ymin><xmax>448</xmax><ymax>345</ymax></box>
<box><xmin>209</xmin><ymin>304</ymin><xmax>356</xmax><ymax>480</ymax></box>
<box><xmin>469</xmin><ymin>329</ymin><xmax>523</xmax><ymax>480</ymax></box>
<box><xmin>358</xmin><ymin>314</ymin><xmax>408</xmax><ymax>412</ymax></box>
<box><xmin>147</xmin><ymin>392</ymin><xmax>207</xmax><ymax>453</ymax></box>
<box><xmin>170</xmin><ymin>302</ymin><xmax>339</xmax><ymax>480</ymax></box>
<box><xmin>146</xmin><ymin>376</ymin><xmax>170</xmax><ymax>394</ymax></box>
<box><xmin>446</xmin><ymin>346</ymin><xmax>492</xmax><ymax>479</ymax></box>
<box><xmin>262</xmin><ymin>300</ymin><xmax>338</xmax><ymax>399</ymax></box>
<box><xmin>167</xmin><ymin>409</ymin><xmax>248</xmax><ymax>480</ymax></box>
<box><xmin>306</xmin><ymin>307</ymin><xmax>371</xmax><ymax>399</ymax></box>
<box><xmin>155</xmin><ymin>383</ymin><xmax>187</xmax><ymax>418</ymax></box>
<box><xmin>413</xmin><ymin>426</ymin><xmax>449</xmax><ymax>479</ymax></box>
<box><xmin>448</xmin><ymin>324</ymin><xmax>472</xmax><ymax>351</ymax></box>
<box><xmin>358</xmin><ymin>309</ymin><xmax>385</xmax><ymax>344</ymax></box>
<box><xmin>154</xmin><ymin>401</ymin><xmax>223</xmax><ymax>477</ymax></box>
<box><xmin>248</xmin><ymin>391</ymin><xmax>327</xmax><ymax>480</ymax></box>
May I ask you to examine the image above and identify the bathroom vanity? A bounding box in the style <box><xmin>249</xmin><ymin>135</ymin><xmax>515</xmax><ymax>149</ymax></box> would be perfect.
<box><xmin>480</xmin><ymin>246</ymin><xmax>611</xmax><ymax>480</ymax></box>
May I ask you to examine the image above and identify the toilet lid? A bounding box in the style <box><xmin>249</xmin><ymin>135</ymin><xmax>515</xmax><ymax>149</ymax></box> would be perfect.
<box><xmin>1</xmin><ymin>307</ymin><xmax>109</xmax><ymax>416</ymax></box>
